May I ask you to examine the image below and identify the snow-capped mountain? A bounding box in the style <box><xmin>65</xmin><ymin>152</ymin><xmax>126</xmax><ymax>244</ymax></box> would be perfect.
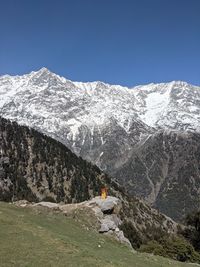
<box><xmin>0</xmin><ymin>68</ymin><xmax>153</xmax><ymax>170</ymax></box>
<box><xmin>1</xmin><ymin>68</ymin><xmax>200</xmax><ymax>220</ymax></box>
<box><xmin>1</xmin><ymin>68</ymin><xmax>199</xmax><ymax>135</ymax></box>
<box><xmin>134</xmin><ymin>81</ymin><xmax>200</xmax><ymax>131</ymax></box>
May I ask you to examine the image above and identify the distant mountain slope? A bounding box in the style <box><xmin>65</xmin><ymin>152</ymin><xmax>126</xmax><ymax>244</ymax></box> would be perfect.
<box><xmin>113</xmin><ymin>131</ymin><xmax>200</xmax><ymax>221</ymax></box>
<box><xmin>0</xmin><ymin>68</ymin><xmax>200</xmax><ymax>221</ymax></box>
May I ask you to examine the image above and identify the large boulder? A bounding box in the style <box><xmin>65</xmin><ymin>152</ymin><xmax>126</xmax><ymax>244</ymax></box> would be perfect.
<box><xmin>87</xmin><ymin>196</ymin><xmax>121</xmax><ymax>214</ymax></box>
<box><xmin>99</xmin><ymin>216</ymin><xmax>118</xmax><ymax>233</ymax></box>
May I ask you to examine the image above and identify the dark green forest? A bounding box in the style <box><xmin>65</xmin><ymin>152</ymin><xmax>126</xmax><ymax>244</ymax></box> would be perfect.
<box><xmin>0</xmin><ymin>116</ymin><xmax>117</xmax><ymax>203</ymax></box>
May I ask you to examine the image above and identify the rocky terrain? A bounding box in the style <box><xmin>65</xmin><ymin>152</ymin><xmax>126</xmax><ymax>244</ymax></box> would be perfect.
<box><xmin>114</xmin><ymin>131</ymin><xmax>200</xmax><ymax>221</ymax></box>
<box><xmin>0</xmin><ymin>68</ymin><xmax>200</xmax><ymax>220</ymax></box>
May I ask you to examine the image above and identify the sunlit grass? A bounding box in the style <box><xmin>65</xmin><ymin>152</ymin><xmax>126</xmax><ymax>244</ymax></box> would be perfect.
<box><xmin>0</xmin><ymin>202</ymin><xmax>198</xmax><ymax>267</ymax></box>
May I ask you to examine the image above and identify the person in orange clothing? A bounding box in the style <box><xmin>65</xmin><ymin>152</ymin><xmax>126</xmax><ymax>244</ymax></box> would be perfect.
<box><xmin>101</xmin><ymin>187</ymin><xmax>108</xmax><ymax>199</ymax></box>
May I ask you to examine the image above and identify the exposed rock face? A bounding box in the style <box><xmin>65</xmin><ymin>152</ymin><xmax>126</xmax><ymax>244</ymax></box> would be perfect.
<box><xmin>99</xmin><ymin>216</ymin><xmax>118</xmax><ymax>232</ymax></box>
<box><xmin>88</xmin><ymin>196</ymin><xmax>121</xmax><ymax>214</ymax></box>
<box><xmin>87</xmin><ymin>196</ymin><xmax>131</xmax><ymax>246</ymax></box>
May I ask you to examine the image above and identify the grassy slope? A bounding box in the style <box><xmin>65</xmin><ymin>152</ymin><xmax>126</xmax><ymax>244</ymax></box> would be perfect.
<box><xmin>0</xmin><ymin>202</ymin><xmax>198</xmax><ymax>267</ymax></box>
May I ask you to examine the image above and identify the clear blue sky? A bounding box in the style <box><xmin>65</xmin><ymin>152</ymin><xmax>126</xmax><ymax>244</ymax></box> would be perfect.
<box><xmin>0</xmin><ymin>0</ymin><xmax>199</xmax><ymax>86</ymax></box>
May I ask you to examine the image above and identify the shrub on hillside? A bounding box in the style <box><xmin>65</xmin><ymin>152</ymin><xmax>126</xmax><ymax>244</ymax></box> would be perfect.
<box><xmin>120</xmin><ymin>220</ymin><xmax>143</xmax><ymax>249</ymax></box>
<box><xmin>139</xmin><ymin>236</ymin><xmax>200</xmax><ymax>263</ymax></box>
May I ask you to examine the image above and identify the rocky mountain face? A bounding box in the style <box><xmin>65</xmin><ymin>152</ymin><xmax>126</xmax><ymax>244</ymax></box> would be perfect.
<box><xmin>114</xmin><ymin>131</ymin><xmax>200</xmax><ymax>221</ymax></box>
<box><xmin>0</xmin><ymin>68</ymin><xmax>200</xmax><ymax>220</ymax></box>
<box><xmin>0</xmin><ymin>68</ymin><xmax>152</xmax><ymax>173</ymax></box>
<box><xmin>0</xmin><ymin>116</ymin><xmax>177</xmax><ymax>249</ymax></box>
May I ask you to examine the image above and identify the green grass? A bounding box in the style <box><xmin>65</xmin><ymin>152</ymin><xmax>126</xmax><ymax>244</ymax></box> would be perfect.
<box><xmin>0</xmin><ymin>202</ymin><xmax>198</xmax><ymax>267</ymax></box>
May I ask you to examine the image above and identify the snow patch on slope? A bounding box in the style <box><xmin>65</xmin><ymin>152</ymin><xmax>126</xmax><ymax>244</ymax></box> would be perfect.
<box><xmin>141</xmin><ymin>89</ymin><xmax>170</xmax><ymax>126</ymax></box>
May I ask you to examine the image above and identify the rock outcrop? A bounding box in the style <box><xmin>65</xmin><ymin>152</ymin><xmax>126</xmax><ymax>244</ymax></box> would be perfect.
<box><xmin>15</xmin><ymin>196</ymin><xmax>132</xmax><ymax>248</ymax></box>
<box><xmin>86</xmin><ymin>196</ymin><xmax>131</xmax><ymax>247</ymax></box>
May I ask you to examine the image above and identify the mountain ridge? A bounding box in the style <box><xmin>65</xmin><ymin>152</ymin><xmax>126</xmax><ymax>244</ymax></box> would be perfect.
<box><xmin>2</xmin><ymin>67</ymin><xmax>199</xmax><ymax>88</ymax></box>
<box><xmin>1</xmin><ymin>68</ymin><xmax>200</xmax><ymax>220</ymax></box>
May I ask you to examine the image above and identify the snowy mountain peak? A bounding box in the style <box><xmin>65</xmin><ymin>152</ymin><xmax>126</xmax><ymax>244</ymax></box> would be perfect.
<box><xmin>30</xmin><ymin>67</ymin><xmax>55</xmax><ymax>75</ymax></box>
<box><xmin>30</xmin><ymin>67</ymin><xmax>60</xmax><ymax>79</ymax></box>
<box><xmin>37</xmin><ymin>67</ymin><xmax>51</xmax><ymax>73</ymax></box>
<box><xmin>0</xmin><ymin>69</ymin><xmax>200</xmax><ymax>137</ymax></box>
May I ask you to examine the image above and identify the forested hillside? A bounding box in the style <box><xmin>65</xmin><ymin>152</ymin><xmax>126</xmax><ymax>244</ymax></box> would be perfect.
<box><xmin>0</xmin><ymin>116</ymin><xmax>115</xmax><ymax>203</ymax></box>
